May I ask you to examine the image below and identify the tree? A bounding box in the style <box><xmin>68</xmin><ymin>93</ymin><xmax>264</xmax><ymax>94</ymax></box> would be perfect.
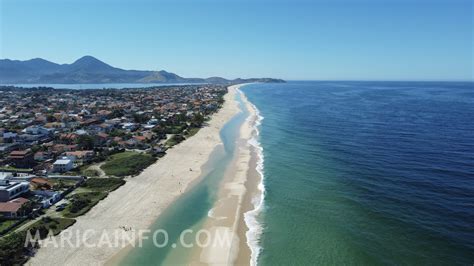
<box><xmin>191</xmin><ymin>113</ymin><xmax>205</xmax><ymax>127</ymax></box>
<box><xmin>133</xmin><ymin>113</ymin><xmax>148</xmax><ymax>123</ymax></box>
<box><xmin>18</xmin><ymin>201</ymin><xmax>34</xmax><ymax>217</ymax></box>
<box><xmin>46</xmin><ymin>115</ymin><xmax>57</xmax><ymax>123</ymax></box>
<box><xmin>70</xmin><ymin>197</ymin><xmax>90</xmax><ymax>213</ymax></box>
<box><xmin>109</xmin><ymin>129</ymin><xmax>125</xmax><ymax>137</ymax></box>
<box><xmin>172</xmin><ymin>134</ymin><xmax>185</xmax><ymax>144</ymax></box>
<box><xmin>0</xmin><ymin>231</ymin><xmax>28</xmax><ymax>264</ymax></box>
<box><xmin>76</xmin><ymin>135</ymin><xmax>96</xmax><ymax>150</ymax></box>
<box><xmin>108</xmin><ymin>109</ymin><xmax>124</xmax><ymax>119</ymax></box>
<box><xmin>31</xmin><ymin>145</ymin><xmax>44</xmax><ymax>153</ymax></box>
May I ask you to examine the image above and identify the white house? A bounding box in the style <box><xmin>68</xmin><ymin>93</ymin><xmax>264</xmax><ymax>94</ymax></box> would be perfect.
<box><xmin>0</xmin><ymin>178</ymin><xmax>30</xmax><ymax>202</ymax></box>
<box><xmin>122</xmin><ymin>122</ymin><xmax>138</xmax><ymax>131</ymax></box>
<box><xmin>52</xmin><ymin>157</ymin><xmax>75</xmax><ymax>173</ymax></box>
<box><xmin>22</xmin><ymin>126</ymin><xmax>51</xmax><ymax>136</ymax></box>
<box><xmin>32</xmin><ymin>190</ymin><xmax>61</xmax><ymax>208</ymax></box>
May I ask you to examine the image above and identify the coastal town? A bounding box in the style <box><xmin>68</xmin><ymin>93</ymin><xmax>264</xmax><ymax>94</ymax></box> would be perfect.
<box><xmin>0</xmin><ymin>84</ymin><xmax>227</xmax><ymax>264</ymax></box>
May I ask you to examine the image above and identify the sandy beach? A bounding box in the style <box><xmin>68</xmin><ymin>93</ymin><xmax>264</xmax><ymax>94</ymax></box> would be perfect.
<box><xmin>28</xmin><ymin>85</ymin><xmax>241</xmax><ymax>265</ymax></box>
<box><xmin>189</xmin><ymin>87</ymin><xmax>263</xmax><ymax>266</ymax></box>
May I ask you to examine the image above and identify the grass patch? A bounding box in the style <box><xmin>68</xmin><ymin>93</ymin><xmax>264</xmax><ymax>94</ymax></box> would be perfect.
<box><xmin>164</xmin><ymin>124</ymin><xmax>187</xmax><ymax>134</ymax></box>
<box><xmin>0</xmin><ymin>231</ymin><xmax>29</xmax><ymax>265</ymax></box>
<box><xmin>165</xmin><ymin>134</ymin><xmax>185</xmax><ymax>147</ymax></box>
<box><xmin>0</xmin><ymin>166</ymin><xmax>32</xmax><ymax>172</ymax></box>
<box><xmin>82</xmin><ymin>178</ymin><xmax>125</xmax><ymax>192</ymax></box>
<box><xmin>82</xmin><ymin>169</ymin><xmax>100</xmax><ymax>177</ymax></box>
<box><xmin>62</xmin><ymin>192</ymin><xmax>107</xmax><ymax>218</ymax></box>
<box><xmin>185</xmin><ymin>127</ymin><xmax>200</xmax><ymax>138</ymax></box>
<box><xmin>101</xmin><ymin>151</ymin><xmax>156</xmax><ymax>177</ymax></box>
<box><xmin>57</xmin><ymin>178</ymin><xmax>125</xmax><ymax>219</ymax></box>
<box><xmin>0</xmin><ymin>217</ymin><xmax>75</xmax><ymax>264</ymax></box>
<box><xmin>0</xmin><ymin>220</ymin><xmax>17</xmax><ymax>233</ymax></box>
<box><xmin>27</xmin><ymin>217</ymin><xmax>76</xmax><ymax>236</ymax></box>
<box><xmin>49</xmin><ymin>178</ymin><xmax>79</xmax><ymax>189</ymax></box>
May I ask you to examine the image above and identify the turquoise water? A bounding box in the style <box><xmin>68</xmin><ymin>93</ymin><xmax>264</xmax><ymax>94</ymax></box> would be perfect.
<box><xmin>242</xmin><ymin>81</ymin><xmax>474</xmax><ymax>265</ymax></box>
<box><xmin>120</xmin><ymin>91</ymin><xmax>249</xmax><ymax>265</ymax></box>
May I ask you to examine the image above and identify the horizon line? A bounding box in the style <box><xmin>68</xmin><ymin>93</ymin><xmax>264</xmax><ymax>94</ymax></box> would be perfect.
<box><xmin>1</xmin><ymin>56</ymin><xmax>472</xmax><ymax>83</ymax></box>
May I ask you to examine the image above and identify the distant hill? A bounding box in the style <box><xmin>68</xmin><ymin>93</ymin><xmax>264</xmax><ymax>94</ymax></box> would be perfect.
<box><xmin>0</xmin><ymin>56</ymin><xmax>285</xmax><ymax>84</ymax></box>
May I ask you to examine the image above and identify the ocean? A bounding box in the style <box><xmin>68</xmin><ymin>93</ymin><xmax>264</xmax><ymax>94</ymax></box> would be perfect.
<box><xmin>241</xmin><ymin>81</ymin><xmax>474</xmax><ymax>265</ymax></box>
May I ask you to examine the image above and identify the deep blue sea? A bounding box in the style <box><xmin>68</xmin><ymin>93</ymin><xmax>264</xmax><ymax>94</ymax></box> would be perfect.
<box><xmin>242</xmin><ymin>81</ymin><xmax>474</xmax><ymax>265</ymax></box>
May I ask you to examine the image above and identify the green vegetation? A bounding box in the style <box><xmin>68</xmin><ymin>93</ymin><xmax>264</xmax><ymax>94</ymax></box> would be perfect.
<box><xmin>164</xmin><ymin>124</ymin><xmax>187</xmax><ymax>134</ymax></box>
<box><xmin>82</xmin><ymin>169</ymin><xmax>100</xmax><ymax>177</ymax></box>
<box><xmin>69</xmin><ymin>197</ymin><xmax>91</xmax><ymax>214</ymax></box>
<box><xmin>63</xmin><ymin>192</ymin><xmax>107</xmax><ymax>218</ymax></box>
<box><xmin>0</xmin><ymin>217</ymin><xmax>75</xmax><ymax>265</ymax></box>
<box><xmin>0</xmin><ymin>231</ymin><xmax>29</xmax><ymax>265</ymax></box>
<box><xmin>0</xmin><ymin>166</ymin><xmax>32</xmax><ymax>172</ymax></box>
<box><xmin>108</xmin><ymin>110</ymin><xmax>124</xmax><ymax>119</ymax></box>
<box><xmin>49</xmin><ymin>179</ymin><xmax>77</xmax><ymax>190</ymax></box>
<box><xmin>133</xmin><ymin>113</ymin><xmax>148</xmax><ymax>123</ymax></box>
<box><xmin>0</xmin><ymin>178</ymin><xmax>126</xmax><ymax>264</ymax></box>
<box><xmin>101</xmin><ymin>151</ymin><xmax>156</xmax><ymax>177</ymax></box>
<box><xmin>59</xmin><ymin>176</ymin><xmax>125</xmax><ymax>219</ymax></box>
<box><xmin>190</xmin><ymin>113</ymin><xmax>205</xmax><ymax>127</ymax></box>
<box><xmin>28</xmin><ymin>216</ymin><xmax>76</xmax><ymax>236</ymax></box>
<box><xmin>76</xmin><ymin>135</ymin><xmax>96</xmax><ymax>150</ymax></box>
<box><xmin>17</xmin><ymin>201</ymin><xmax>34</xmax><ymax>217</ymax></box>
<box><xmin>109</xmin><ymin>129</ymin><xmax>126</xmax><ymax>137</ymax></box>
<box><xmin>82</xmin><ymin>178</ymin><xmax>125</xmax><ymax>192</ymax></box>
<box><xmin>184</xmin><ymin>127</ymin><xmax>200</xmax><ymax>138</ymax></box>
<box><xmin>0</xmin><ymin>220</ymin><xmax>17</xmax><ymax>232</ymax></box>
<box><xmin>49</xmin><ymin>178</ymin><xmax>78</xmax><ymax>189</ymax></box>
<box><xmin>165</xmin><ymin>134</ymin><xmax>185</xmax><ymax>147</ymax></box>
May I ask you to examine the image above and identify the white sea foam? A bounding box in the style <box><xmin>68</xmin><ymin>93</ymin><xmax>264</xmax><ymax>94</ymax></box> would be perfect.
<box><xmin>242</xmin><ymin>96</ymin><xmax>266</xmax><ymax>266</ymax></box>
<box><xmin>207</xmin><ymin>208</ymin><xmax>215</xmax><ymax>218</ymax></box>
<box><xmin>208</xmin><ymin>204</ymin><xmax>227</xmax><ymax>220</ymax></box>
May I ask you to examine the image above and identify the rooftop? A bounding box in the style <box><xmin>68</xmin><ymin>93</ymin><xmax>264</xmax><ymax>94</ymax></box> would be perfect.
<box><xmin>53</xmin><ymin>159</ymin><xmax>72</xmax><ymax>165</ymax></box>
<box><xmin>0</xmin><ymin>197</ymin><xmax>29</xmax><ymax>213</ymax></box>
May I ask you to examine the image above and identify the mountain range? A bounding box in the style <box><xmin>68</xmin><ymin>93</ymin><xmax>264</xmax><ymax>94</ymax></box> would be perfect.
<box><xmin>0</xmin><ymin>56</ymin><xmax>284</xmax><ymax>84</ymax></box>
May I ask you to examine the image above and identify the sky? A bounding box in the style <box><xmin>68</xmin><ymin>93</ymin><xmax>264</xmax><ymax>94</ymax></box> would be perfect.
<box><xmin>0</xmin><ymin>0</ymin><xmax>472</xmax><ymax>81</ymax></box>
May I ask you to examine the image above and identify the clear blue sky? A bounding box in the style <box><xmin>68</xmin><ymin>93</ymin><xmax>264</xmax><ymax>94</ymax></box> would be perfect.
<box><xmin>0</xmin><ymin>0</ymin><xmax>472</xmax><ymax>80</ymax></box>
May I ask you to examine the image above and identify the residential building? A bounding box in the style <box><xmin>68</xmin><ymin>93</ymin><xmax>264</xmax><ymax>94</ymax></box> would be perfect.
<box><xmin>8</xmin><ymin>150</ymin><xmax>35</xmax><ymax>168</ymax></box>
<box><xmin>0</xmin><ymin>197</ymin><xmax>30</xmax><ymax>218</ymax></box>
<box><xmin>52</xmin><ymin>157</ymin><xmax>75</xmax><ymax>173</ymax></box>
<box><xmin>0</xmin><ymin>179</ymin><xmax>30</xmax><ymax>202</ymax></box>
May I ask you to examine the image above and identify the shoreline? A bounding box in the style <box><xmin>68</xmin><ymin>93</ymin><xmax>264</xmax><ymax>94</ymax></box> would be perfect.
<box><xmin>28</xmin><ymin>85</ymin><xmax>241</xmax><ymax>265</ymax></box>
<box><xmin>241</xmin><ymin>94</ymin><xmax>265</xmax><ymax>266</ymax></box>
<box><xmin>187</xmin><ymin>85</ymin><xmax>264</xmax><ymax>265</ymax></box>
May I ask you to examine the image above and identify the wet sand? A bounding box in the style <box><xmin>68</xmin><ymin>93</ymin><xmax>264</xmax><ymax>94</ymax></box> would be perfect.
<box><xmin>189</xmin><ymin>87</ymin><xmax>263</xmax><ymax>265</ymax></box>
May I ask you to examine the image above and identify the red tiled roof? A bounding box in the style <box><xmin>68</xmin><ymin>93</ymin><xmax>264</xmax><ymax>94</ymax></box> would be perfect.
<box><xmin>98</xmin><ymin>132</ymin><xmax>109</xmax><ymax>138</ymax></box>
<box><xmin>10</xmin><ymin>150</ymin><xmax>29</xmax><ymax>156</ymax></box>
<box><xmin>0</xmin><ymin>198</ymin><xmax>28</xmax><ymax>213</ymax></box>
<box><xmin>10</xmin><ymin>197</ymin><xmax>28</xmax><ymax>204</ymax></box>
<box><xmin>133</xmin><ymin>136</ymin><xmax>147</xmax><ymax>141</ymax></box>
<box><xmin>31</xmin><ymin>177</ymin><xmax>51</xmax><ymax>185</ymax></box>
<box><xmin>0</xmin><ymin>203</ymin><xmax>21</xmax><ymax>213</ymax></box>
